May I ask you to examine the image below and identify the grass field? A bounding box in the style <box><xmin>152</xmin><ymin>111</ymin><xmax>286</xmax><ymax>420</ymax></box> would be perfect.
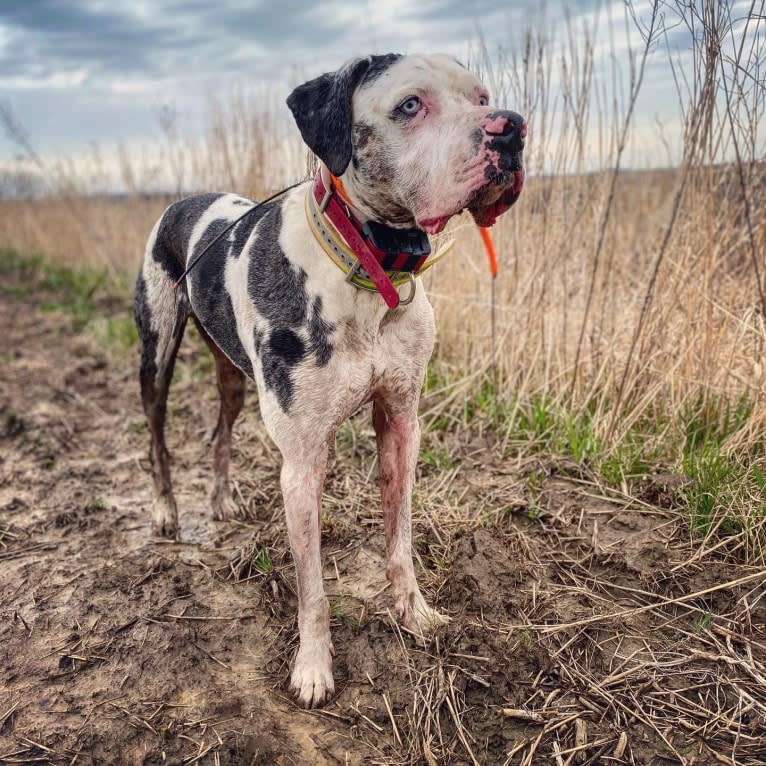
<box><xmin>2</xmin><ymin>2</ymin><xmax>766</xmax><ymax>763</ymax></box>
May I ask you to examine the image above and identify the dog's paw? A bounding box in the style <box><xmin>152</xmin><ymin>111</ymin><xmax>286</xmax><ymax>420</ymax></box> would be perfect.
<box><xmin>211</xmin><ymin>489</ymin><xmax>242</xmax><ymax>522</ymax></box>
<box><xmin>290</xmin><ymin>642</ymin><xmax>335</xmax><ymax>708</ymax></box>
<box><xmin>152</xmin><ymin>496</ymin><xmax>179</xmax><ymax>539</ymax></box>
<box><xmin>397</xmin><ymin>590</ymin><xmax>449</xmax><ymax>639</ymax></box>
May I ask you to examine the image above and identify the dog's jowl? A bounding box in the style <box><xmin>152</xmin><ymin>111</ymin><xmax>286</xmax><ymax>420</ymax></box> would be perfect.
<box><xmin>134</xmin><ymin>53</ymin><xmax>525</xmax><ymax>708</ymax></box>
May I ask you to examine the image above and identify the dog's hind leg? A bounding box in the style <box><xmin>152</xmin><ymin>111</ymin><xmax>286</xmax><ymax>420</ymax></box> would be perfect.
<box><xmin>194</xmin><ymin>320</ymin><xmax>246</xmax><ymax>521</ymax></box>
<box><xmin>134</xmin><ymin>256</ymin><xmax>190</xmax><ymax>539</ymax></box>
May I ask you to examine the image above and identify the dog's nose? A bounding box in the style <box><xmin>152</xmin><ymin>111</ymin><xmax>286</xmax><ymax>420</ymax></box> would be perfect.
<box><xmin>482</xmin><ymin>110</ymin><xmax>526</xmax><ymax>153</ymax></box>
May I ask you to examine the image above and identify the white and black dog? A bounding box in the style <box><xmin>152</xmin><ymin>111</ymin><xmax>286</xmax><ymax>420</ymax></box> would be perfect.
<box><xmin>134</xmin><ymin>53</ymin><xmax>525</xmax><ymax>708</ymax></box>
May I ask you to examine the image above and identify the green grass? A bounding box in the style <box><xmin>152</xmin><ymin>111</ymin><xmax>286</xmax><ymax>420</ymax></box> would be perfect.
<box><xmin>429</xmin><ymin>364</ymin><xmax>764</xmax><ymax>552</ymax></box>
<box><xmin>598</xmin><ymin>439</ymin><xmax>656</xmax><ymax>486</ymax></box>
<box><xmin>421</xmin><ymin>442</ymin><xmax>456</xmax><ymax>470</ymax></box>
<box><xmin>681</xmin><ymin>444</ymin><xmax>766</xmax><ymax>539</ymax></box>
<box><xmin>0</xmin><ymin>249</ymin><xmax>129</xmax><ymax>336</ymax></box>
<box><xmin>1</xmin><ymin>247</ymin><xmax>136</xmax><ymax>350</ymax></box>
<box><xmin>492</xmin><ymin>392</ymin><xmax>605</xmax><ymax>466</ymax></box>
<box><xmin>38</xmin><ymin>267</ymin><xmax>106</xmax><ymax>328</ymax></box>
<box><xmin>89</xmin><ymin>315</ymin><xmax>139</xmax><ymax>353</ymax></box>
<box><xmin>329</xmin><ymin>596</ymin><xmax>360</xmax><ymax>628</ymax></box>
<box><xmin>681</xmin><ymin>394</ymin><xmax>752</xmax><ymax>454</ymax></box>
<box><xmin>249</xmin><ymin>546</ymin><xmax>273</xmax><ymax>575</ymax></box>
<box><xmin>676</xmin><ymin>395</ymin><xmax>764</xmax><ymax>543</ymax></box>
<box><xmin>463</xmin><ymin>376</ymin><xmax>512</xmax><ymax>426</ymax></box>
<box><xmin>695</xmin><ymin>611</ymin><xmax>714</xmax><ymax>634</ymax></box>
<box><xmin>423</xmin><ymin>353</ymin><xmax>764</xmax><ymax>552</ymax></box>
<box><xmin>0</xmin><ymin>248</ymin><xmax>107</xmax><ymax>329</ymax></box>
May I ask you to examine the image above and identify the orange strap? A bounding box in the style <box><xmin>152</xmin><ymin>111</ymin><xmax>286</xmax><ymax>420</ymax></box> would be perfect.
<box><xmin>328</xmin><ymin>171</ymin><xmax>356</xmax><ymax>207</ymax></box>
<box><xmin>479</xmin><ymin>226</ymin><xmax>498</xmax><ymax>278</ymax></box>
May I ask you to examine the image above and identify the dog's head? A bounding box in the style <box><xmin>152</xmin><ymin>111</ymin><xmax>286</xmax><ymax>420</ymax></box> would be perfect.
<box><xmin>287</xmin><ymin>53</ymin><xmax>525</xmax><ymax>233</ymax></box>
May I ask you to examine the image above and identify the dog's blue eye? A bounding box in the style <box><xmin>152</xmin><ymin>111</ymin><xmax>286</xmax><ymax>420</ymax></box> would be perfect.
<box><xmin>479</xmin><ymin>95</ymin><xmax>489</xmax><ymax>106</ymax></box>
<box><xmin>398</xmin><ymin>97</ymin><xmax>421</xmax><ymax>116</ymax></box>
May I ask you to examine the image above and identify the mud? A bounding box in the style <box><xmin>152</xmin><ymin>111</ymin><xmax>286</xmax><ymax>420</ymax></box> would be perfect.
<box><xmin>2</xmin><ymin>266</ymin><xmax>765</xmax><ymax>765</ymax></box>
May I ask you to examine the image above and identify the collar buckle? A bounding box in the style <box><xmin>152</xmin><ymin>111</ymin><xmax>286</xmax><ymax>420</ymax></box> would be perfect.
<box><xmin>398</xmin><ymin>273</ymin><xmax>417</xmax><ymax>306</ymax></box>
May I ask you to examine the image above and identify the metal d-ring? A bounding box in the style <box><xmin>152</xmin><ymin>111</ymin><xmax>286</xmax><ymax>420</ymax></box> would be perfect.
<box><xmin>398</xmin><ymin>273</ymin><xmax>417</xmax><ymax>306</ymax></box>
<box><xmin>344</xmin><ymin>259</ymin><xmax>362</xmax><ymax>283</ymax></box>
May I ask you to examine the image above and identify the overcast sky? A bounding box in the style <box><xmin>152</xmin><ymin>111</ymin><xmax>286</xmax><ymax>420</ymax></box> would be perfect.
<box><xmin>0</xmin><ymin>0</ymin><xmax>740</xmax><ymax>180</ymax></box>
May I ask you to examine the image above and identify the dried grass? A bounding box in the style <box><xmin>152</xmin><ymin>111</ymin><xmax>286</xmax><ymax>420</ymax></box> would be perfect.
<box><xmin>2</xmin><ymin>3</ymin><xmax>766</xmax><ymax>763</ymax></box>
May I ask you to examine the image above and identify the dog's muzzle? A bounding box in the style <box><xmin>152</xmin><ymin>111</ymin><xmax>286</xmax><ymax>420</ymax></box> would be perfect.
<box><xmin>469</xmin><ymin>109</ymin><xmax>527</xmax><ymax>228</ymax></box>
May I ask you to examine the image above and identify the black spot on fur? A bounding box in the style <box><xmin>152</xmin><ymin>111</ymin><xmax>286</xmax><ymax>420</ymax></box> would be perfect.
<box><xmin>261</xmin><ymin>329</ymin><xmax>305</xmax><ymax>411</ymax></box>
<box><xmin>287</xmin><ymin>58</ymin><xmax>374</xmax><ymax>176</ymax></box>
<box><xmin>350</xmin><ymin>123</ymin><xmax>414</xmax><ymax>225</ymax></box>
<box><xmin>145</xmin><ymin>192</ymin><xmax>337</xmax><ymax>415</ymax></box>
<box><xmin>226</xmin><ymin>215</ymin><xmax>257</xmax><ymax>259</ymax></box>
<box><xmin>246</xmin><ymin>200</ymin><xmax>335</xmax><ymax>411</ymax></box>
<box><xmin>269</xmin><ymin>328</ymin><xmax>305</xmax><ymax>364</ymax></box>
<box><xmin>308</xmin><ymin>296</ymin><xmax>333</xmax><ymax>367</ymax></box>
<box><xmin>133</xmin><ymin>271</ymin><xmax>158</xmax><ymax>390</ymax></box>
<box><xmin>470</xmin><ymin>128</ymin><xmax>483</xmax><ymax>155</ymax></box>
<box><xmin>152</xmin><ymin>193</ymin><xmax>225</xmax><ymax>281</ymax></box>
<box><xmin>353</xmin><ymin>122</ymin><xmax>375</xmax><ymax>151</ymax></box>
<box><xmin>134</xmin><ymin>265</ymin><xmax>190</xmax><ymax>435</ymax></box>
<box><xmin>247</xmin><ymin>202</ymin><xmax>309</xmax><ymax>327</ymax></box>
<box><xmin>189</xmin><ymin>238</ymin><xmax>254</xmax><ymax>379</ymax></box>
<box><xmin>352</xmin><ymin>122</ymin><xmax>393</xmax><ymax>185</ymax></box>
<box><xmin>187</xmin><ymin>202</ymin><xmax>271</xmax><ymax>264</ymax></box>
<box><xmin>152</xmin><ymin>193</ymin><xmax>282</xmax><ymax>381</ymax></box>
<box><xmin>287</xmin><ymin>54</ymin><xmax>404</xmax><ymax>177</ymax></box>
<box><xmin>360</xmin><ymin>54</ymin><xmax>403</xmax><ymax>87</ymax></box>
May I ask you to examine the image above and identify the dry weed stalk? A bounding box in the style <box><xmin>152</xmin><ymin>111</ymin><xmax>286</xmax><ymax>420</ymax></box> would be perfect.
<box><xmin>1</xmin><ymin>3</ymin><xmax>762</xmax><ymax>441</ymax></box>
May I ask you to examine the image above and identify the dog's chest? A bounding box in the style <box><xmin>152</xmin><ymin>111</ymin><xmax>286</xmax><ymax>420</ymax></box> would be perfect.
<box><xmin>185</xmin><ymin>191</ymin><xmax>434</xmax><ymax>417</ymax></box>
<box><xmin>323</xmin><ymin>305</ymin><xmax>434</xmax><ymax>409</ymax></box>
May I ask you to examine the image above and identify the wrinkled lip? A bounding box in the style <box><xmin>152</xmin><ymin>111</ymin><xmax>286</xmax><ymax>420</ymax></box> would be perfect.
<box><xmin>417</xmin><ymin>167</ymin><xmax>526</xmax><ymax>234</ymax></box>
<box><xmin>468</xmin><ymin>167</ymin><xmax>526</xmax><ymax>228</ymax></box>
<box><xmin>473</xmin><ymin>168</ymin><xmax>525</xmax><ymax>205</ymax></box>
<box><xmin>417</xmin><ymin>215</ymin><xmax>452</xmax><ymax>235</ymax></box>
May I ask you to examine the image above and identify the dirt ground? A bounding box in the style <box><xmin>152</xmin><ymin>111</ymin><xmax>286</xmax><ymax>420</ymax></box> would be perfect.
<box><xmin>2</xmin><ymin>267</ymin><xmax>766</xmax><ymax>766</ymax></box>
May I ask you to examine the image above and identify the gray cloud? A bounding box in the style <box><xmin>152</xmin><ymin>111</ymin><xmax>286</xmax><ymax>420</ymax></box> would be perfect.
<box><xmin>0</xmin><ymin>0</ymin><xmax>695</xmax><ymax>167</ymax></box>
<box><xmin>0</xmin><ymin>0</ymin><xmax>383</xmax><ymax>82</ymax></box>
<box><xmin>0</xmin><ymin>1</ymin><xmax>199</xmax><ymax>78</ymax></box>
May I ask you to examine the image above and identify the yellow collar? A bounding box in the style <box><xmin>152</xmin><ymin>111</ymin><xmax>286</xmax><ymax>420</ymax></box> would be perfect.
<box><xmin>304</xmin><ymin>177</ymin><xmax>456</xmax><ymax>297</ymax></box>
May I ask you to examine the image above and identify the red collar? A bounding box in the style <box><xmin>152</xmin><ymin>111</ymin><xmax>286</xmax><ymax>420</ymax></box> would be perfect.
<box><xmin>312</xmin><ymin>170</ymin><xmax>430</xmax><ymax>309</ymax></box>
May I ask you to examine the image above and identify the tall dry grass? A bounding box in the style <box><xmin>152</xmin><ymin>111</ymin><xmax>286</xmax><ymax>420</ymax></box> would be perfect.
<box><xmin>1</xmin><ymin>1</ymin><xmax>765</xmax><ymax>548</ymax></box>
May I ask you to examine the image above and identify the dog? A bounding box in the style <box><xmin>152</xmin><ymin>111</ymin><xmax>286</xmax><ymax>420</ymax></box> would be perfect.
<box><xmin>133</xmin><ymin>53</ymin><xmax>525</xmax><ymax>708</ymax></box>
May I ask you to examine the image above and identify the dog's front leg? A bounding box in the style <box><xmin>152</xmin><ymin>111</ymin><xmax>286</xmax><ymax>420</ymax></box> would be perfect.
<box><xmin>373</xmin><ymin>402</ymin><xmax>447</xmax><ymax>636</ymax></box>
<box><xmin>282</xmin><ymin>453</ymin><xmax>334</xmax><ymax>708</ymax></box>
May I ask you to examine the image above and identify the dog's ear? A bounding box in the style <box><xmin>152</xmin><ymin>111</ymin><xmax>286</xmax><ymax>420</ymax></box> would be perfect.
<box><xmin>286</xmin><ymin>57</ymin><xmax>372</xmax><ymax>177</ymax></box>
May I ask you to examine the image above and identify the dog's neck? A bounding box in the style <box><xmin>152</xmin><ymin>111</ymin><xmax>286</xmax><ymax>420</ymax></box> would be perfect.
<box><xmin>308</xmin><ymin>167</ymin><xmax>431</xmax><ymax>309</ymax></box>
<box><xmin>316</xmin><ymin>166</ymin><xmax>431</xmax><ymax>266</ymax></box>
<box><xmin>328</xmin><ymin>166</ymin><xmax>419</xmax><ymax>230</ymax></box>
